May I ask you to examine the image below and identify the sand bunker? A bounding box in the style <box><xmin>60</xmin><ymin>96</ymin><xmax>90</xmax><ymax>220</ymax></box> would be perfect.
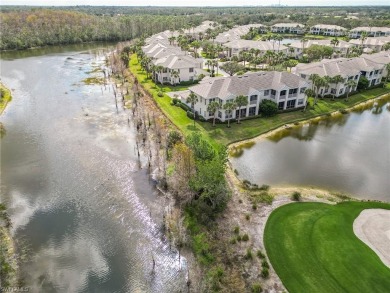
<box><xmin>353</xmin><ymin>209</ymin><xmax>390</xmax><ymax>268</ymax></box>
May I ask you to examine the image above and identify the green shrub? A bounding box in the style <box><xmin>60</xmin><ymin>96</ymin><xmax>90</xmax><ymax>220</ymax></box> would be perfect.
<box><xmin>242</xmin><ymin>233</ymin><xmax>249</xmax><ymax>241</ymax></box>
<box><xmin>259</xmin><ymin>184</ymin><xmax>270</xmax><ymax>191</ymax></box>
<box><xmin>234</xmin><ymin>169</ymin><xmax>239</xmax><ymax>175</ymax></box>
<box><xmin>261</xmin><ymin>268</ymin><xmax>269</xmax><ymax>278</ymax></box>
<box><xmin>261</xmin><ymin>260</ymin><xmax>269</xmax><ymax>269</ymax></box>
<box><xmin>238</xmin><ymin>199</ymin><xmax>243</xmax><ymax>203</ymax></box>
<box><xmin>257</xmin><ymin>250</ymin><xmax>265</xmax><ymax>259</ymax></box>
<box><xmin>233</xmin><ymin>226</ymin><xmax>240</xmax><ymax>234</ymax></box>
<box><xmin>245</xmin><ymin>248</ymin><xmax>253</xmax><ymax>260</ymax></box>
<box><xmin>251</xmin><ymin>283</ymin><xmax>263</xmax><ymax>293</ymax></box>
<box><xmin>252</xmin><ymin>203</ymin><xmax>258</xmax><ymax>210</ymax></box>
<box><xmin>157</xmin><ymin>90</ymin><xmax>163</xmax><ymax>97</ymax></box>
<box><xmin>259</xmin><ymin>99</ymin><xmax>278</xmax><ymax>117</ymax></box>
<box><xmin>236</xmin><ymin>235</ymin><xmax>242</xmax><ymax>242</ymax></box>
<box><xmin>245</xmin><ymin>214</ymin><xmax>250</xmax><ymax>221</ymax></box>
<box><xmin>291</xmin><ymin>191</ymin><xmax>302</xmax><ymax>201</ymax></box>
<box><xmin>178</xmin><ymin>102</ymin><xmax>192</xmax><ymax>112</ymax></box>
<box><xmin>172</xmin><ymin>97</ymin><xmax>180</xmax><ymax>105</ymax></box>
<box><xmin>230</xmin><ymin>238</ymin><xmax>237</xmax><ymax>244</ymax></box>
<box><xmin>187</xmin><ymin>110</ymin><xmax>195</xmax><ymax>119</ymax></box>
<box><xmin>167</xmin><ymin>130</ymin><xmax>182</xmax><ymax>148</ymax></box>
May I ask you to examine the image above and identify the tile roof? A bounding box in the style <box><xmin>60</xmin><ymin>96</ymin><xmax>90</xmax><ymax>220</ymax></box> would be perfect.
<box><xmin>350</xmin><ymin>27</ymin><xmax>390</xmax><ymax>33</ymax></box>
<box><xmin>293</xmin><ymin>56</ymin><xmax>385</xmax><ymax>78</ymax></box>
<box><xmin>224</xmin><ymin>40</ymin><xmax>287</xmax><ymax>51</ymax></box>
<box><xmin>272</xmin><ymin>23</ymin><xmax>305</xmax><ymax>28</ymax></box>
<box><xmin>153</xmin><ymin>55</ymin><xmax>201</xmax><ymax>69</ymax></box>
<box><xmin>289</xmin><ymin>39</ymin><xmax>352</xmax><ymax>49</ymax></box>
<box><xmin>310</xmin><ymin>24</ymin><xmax>347</xmax><ymax>30</ymax></box>
<box><xmin>189</xmin><ymin>71</ymin><xmax>308</xmax><ymax>99</ymax></box>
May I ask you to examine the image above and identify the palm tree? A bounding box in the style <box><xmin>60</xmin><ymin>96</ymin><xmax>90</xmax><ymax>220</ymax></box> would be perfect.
<box><xmin>309</xmin><ymin>74</ymin><xmax>323</xmax><ymax>105</ymax></box>
<box><xmin>168</xmin><ymin>36</ymin><xmax>176</xmax><ymax>46</ymax></box>
<box><xmin>300</xmin><ymin>38</ymin><xmax>308</xmax><ymax>51</ymax></box>
<box><xmin>170</xmin><ymin>70</ymin><xmax>180</xmax><ymax>86</ymax></box>
<box><xmin>191</xmin><ymin>40</ymin><xmax>200</xmax><ymax>58</ymax></box>
<box><xmin>186</xmin><ymin>92</ymin><xmax>199</xmax><ymax>127</ymax></box>
<box><xmin>385</xmin><ymin>63</ymin><xmax>390</xmax><ymax>83</ymax></box>
<box><xmin>206</xmin><ymin>59</ymin><xmax>212</xmax><ymax>71</ymax></box>
<box><xmin>331</xmin><ymin>75</ymin><xmax>345</xmax><ymax>100</ymax></box>
<box><xmin>207</xmin><ymin>101</ymin><xmax>220</xmax><ymax>126</ymax></box>
<box><xmin>360</xmin><ymin>31</ymin><xmax>368</xmax><ymax>50</ymax></box>
<box><xmin>330</xmin><ymin>37</ymin><xmax>340</xmax><ymax>49</ymax></box>
<box><xmin>345</xmin><ymin>79</ymin><xmax>357</xmax><ymax>101</ymax></box>
<box><xmin>235</xmin><ymin>95</ymin><xmax>248</xmax><ymax>124</ymax></box>
<box><xmin>275</xmin><ymin>34</ymin><xmax>284</xmax><ymax>52</ymax></box>
<box><xmin>304</xmin><ymin>88</ymin><xmax>315</xmax><ymax>111</ymax></box>
<box><xmin>156</xmin><ymin>65</ymin><xmax>164</xmax><ymax>84</ymax></box>
<box><xmin>223</xmin><ymin>101</ymin><xmax>237</xmax><ymax>127</ymax></box>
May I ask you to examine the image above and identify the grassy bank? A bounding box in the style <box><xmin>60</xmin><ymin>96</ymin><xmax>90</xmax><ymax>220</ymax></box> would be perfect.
<box><xmin>0</xmin><ymin>204</ymin><xmax>18</xmax><ymax>287</ymax></box>
<box><xmin>0</xmin><ymin>83</ymin><xmax>12</xmax><ymax>115</ymax></box>
<box><xmin>264</xmin><ymin>201</ymin><xmax>390</xmax><ymax>293</ymax></box>
<box><xmin>129</xmin><ymin>56</ymin><xmax>390</xmax><ymax>146</ymax></box>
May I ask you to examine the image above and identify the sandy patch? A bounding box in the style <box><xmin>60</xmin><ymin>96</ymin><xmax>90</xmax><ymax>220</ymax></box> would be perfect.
<box><xmin>353</xmin><ymin>209</ymin><xmax>390</xmax><ymax>268</ymax></box>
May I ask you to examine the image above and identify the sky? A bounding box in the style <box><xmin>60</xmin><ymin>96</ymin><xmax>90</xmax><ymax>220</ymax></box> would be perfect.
<box><xmin>1</xmin><ymin>0</ymin><xmax>389</xmax><ymax>6</ymax></box>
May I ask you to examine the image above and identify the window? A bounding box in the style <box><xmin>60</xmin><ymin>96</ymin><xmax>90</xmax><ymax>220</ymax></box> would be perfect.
<box><xmin>163</xmin><ymin>68</ymin><xmax>168</xmax><ymax>73</ymax></box>
<box><xmin>271</xmin><ymin>89</ymin><xmax>277</xmax><ymax>96</ymax></box>
<box><xmin>374</xmin><ymin>70</ymin><xmax>379</xmax><ymax>75</ymax></box>
<box><xmin>249</xmin><ymin>107</ymin><xmax>256</xmax><ymax>116</ymax></box>
<box><xmin>189</xmin><ymin>68</ymin><xmax>194</xmax><ymax>73</ymax></box>
<box><xmin>289</xmin><ymin>88</ymin><xmax>298</xmax><ymax>95</ymax></box>
<box><xmin>218</xmin><ymin>111</ymin><xmax>222</xmax><ymax>118</ymax></box>
<box><xmin>280</xmin><ymin>90</ymin><xmax>287</xmax><ymax>96</ymax></box>
<box><xmin>355</xmin><ymin>75</ymin><xmax>359</xmax><ymax>79</ymax></box>
<box><xmin>339</xmin><ymin>88</ymin><xmax>343</xmax><ymax>94</ymax></box>
<box><xmin>209</xmin><ymin>111</ymin><xmax>214</xmax><ymax>117</ymax></box>
<box><xmin>163</xmin><ymin>77</ymin><xmax>168</xmax><ymax>81</ymax></box>
<box><xmin>178</xmin><ymin>69</ymin><xmax>180</xmax><ymax>73</ymax></box>
<box><xmin>301</xmin><ymin>74</ymin><xmax>306</xmax><ymax>79</ymax></box>
<box><xmin>297</xmin><ymin>99</ymin><xmax>304</xmax><ymax>105</ymax></box>
<box><xmin>278</xmin><ymin>101</ymin><xmax>285</xmax><ymax>110</ymax></box>
<box><xmin>286</xmin><ymin>100</ymin><xmax>296</xmax><ymax>109</ymax></box>
<box><xmin>331</xmin><ymin>88</ymin><xmax>336</xmax><ymax>94</ymax></box>
<box><xmin>300</xmin><ymin>87</ymin><xmax>306</xmax><ymax>93</ymax></box>
<box><xmin>250</xmin><ymin>95</ymin><xmax>257</xmax><ymax>105</ymax></box>
<box><xmin>264</xmin><ymin>90</ymin><xmax>270</xmax><ymax>96</ymax></box>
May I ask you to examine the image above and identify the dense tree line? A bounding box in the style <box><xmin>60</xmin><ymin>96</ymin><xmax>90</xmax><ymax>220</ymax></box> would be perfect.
<box><xmin>1</xmin><ymin>6</ymin><xmax>389</xmax><ymax>50</ymax></box>
<box><xmin>0</xmin><ymin>9</ymin><xmax>200</xmax><ymax>50</ymax></box>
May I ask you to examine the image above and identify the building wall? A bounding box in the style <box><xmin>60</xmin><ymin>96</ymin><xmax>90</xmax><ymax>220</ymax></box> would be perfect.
<box><xmin>188</xmin><ymin>86</ymin><xmax>307</xmax><ymax>122</ymax></box>
<box><xmin>155</xmin><ymin>67</ymin><xmax>197</xmax><ymax>85</ymax></box>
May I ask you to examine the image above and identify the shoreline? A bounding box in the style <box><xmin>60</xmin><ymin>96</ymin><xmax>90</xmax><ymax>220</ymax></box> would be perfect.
<box><xmin>229</xmin><ymin>92</ymin><xmax>390</xmax><ymax>149</ymax></box>
<box><xmin>124</xmin><ymin>51</ymin><xmax>389</xmax><ymax>291</ymax></box>
<box><xmin>0</xmin><ymin>205</ymin><xmax>19</xmax><ymax>287</ymax></box>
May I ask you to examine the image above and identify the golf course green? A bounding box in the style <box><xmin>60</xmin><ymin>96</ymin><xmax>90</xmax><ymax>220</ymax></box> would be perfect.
<box><xmin>264</xmin><ymin>201</ymin><xmax>390</xmax><ymax>293</ymax></box>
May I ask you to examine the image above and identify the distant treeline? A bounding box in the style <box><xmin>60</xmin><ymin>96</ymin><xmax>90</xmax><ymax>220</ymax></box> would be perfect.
<box><xmin>0</xmin><ymin>10</ymin><xmax>201</xmax><ymax>50</ymax></box>
<box><xmin>1</xmin><ymin>6</ymin><xmax>389</xmax><ymax>51</ymax></box>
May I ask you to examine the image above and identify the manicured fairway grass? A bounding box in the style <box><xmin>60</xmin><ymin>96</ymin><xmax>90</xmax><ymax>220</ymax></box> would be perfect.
<box><xmin>264</xmin><ymin>201</ymin><xmax>390</xmax><ymax>293</ymax></box>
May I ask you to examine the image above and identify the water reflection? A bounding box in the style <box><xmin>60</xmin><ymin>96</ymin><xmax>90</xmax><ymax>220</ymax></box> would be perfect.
<box><xmin>230</xmin><ymin>96</ymin><xmax>390</xmax><ymax>201</ymax></box>
<box><xmin>1</xmin><ymin>46</ymin><xmax>187</xmax><ymax>292</ymax></box>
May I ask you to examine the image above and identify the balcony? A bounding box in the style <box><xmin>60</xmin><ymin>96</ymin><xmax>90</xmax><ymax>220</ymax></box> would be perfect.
<box><xmin>288</xmin><ymin>93</ymin><xmax>298</xmax><ymax>98</ymax></box>
<box><xmin>250</xmin><ymin>100</ymin><xmax>257</xmax><ymax>105</ymax></box>
<box><xmin>279</xmin><ymin>95</ymin><xmax>286</xmax><ymax>100</ymax></box>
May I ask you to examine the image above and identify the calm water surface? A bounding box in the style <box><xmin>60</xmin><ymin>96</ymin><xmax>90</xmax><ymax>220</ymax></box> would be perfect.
<box><xmin>230</xmin><ymin>99</ymin><xmax>390</xmax><ymax>201</ymax></box>
<box><xmin>0</xmin><ymin>44</ymin><xmax>187</xmax><ymax>292</ymax></box>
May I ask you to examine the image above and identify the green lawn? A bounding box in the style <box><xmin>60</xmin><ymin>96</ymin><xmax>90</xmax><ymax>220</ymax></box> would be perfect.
<box><xmin>129</xmin><ymin>54</ymin><xmax>390</xmax><ymax>146</ymax></box>
<box><xmin>264</xmin><ymin>201</ymin><xmax>390</xmax><ymax>293</ymax></box>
